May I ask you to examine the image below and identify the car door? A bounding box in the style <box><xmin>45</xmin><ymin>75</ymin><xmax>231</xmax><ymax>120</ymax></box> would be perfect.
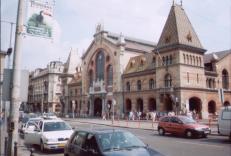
<box><xmin>24</xmin><ymin>121</ymin><xmax>42</xmax><ymax>145</ymax></box>
<box><xmin>170</xmin><ymin>117</ymin><xmax>184</xmax><ymax>134</ymax></box>
<box><xmin>68</xmin><ymin>131</ymin><xmax>87</xmax><ymax>156</ymax></box>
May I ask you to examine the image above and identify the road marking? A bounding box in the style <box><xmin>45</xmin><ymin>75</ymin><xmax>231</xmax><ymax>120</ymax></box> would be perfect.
<box><xmin>174</xmin><ymin>141</ymin><xmax>225</xmax><ymax>148</ymax></box>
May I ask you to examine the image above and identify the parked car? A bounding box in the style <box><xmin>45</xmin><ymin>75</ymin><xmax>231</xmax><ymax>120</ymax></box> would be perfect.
<box><xmin>42</xmin><ymin>112</ymin><xmax>58</xmax><ymax>119</ymax></box>
<box><xmin>64</xmin><ymin>129</ymin><xmax>164</xmax><ymax>156</ymax></box>
<box><xmin>24</xmin><ymin>119</ymin><xmax>73</xmax><ymax>152</ymax></box>
<box><xmin>218</xmin><ymin>106</ymin><xmax>231</xmax><ymax>140</ymax></box>
<box><xmin>158</xmin><ymin>116</ymin><xmax>211</xmax><ymax>138</ymax></box>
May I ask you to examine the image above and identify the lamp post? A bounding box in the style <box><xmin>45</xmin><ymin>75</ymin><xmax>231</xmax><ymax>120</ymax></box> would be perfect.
<box><xmin>112</xmin><ymin>99</ymin><xmax>116</xmax><ymax>125</ymax></box>
<box><xmin>72</xmin><ymin>100</ymin><xmax>75</xmax><ymax>118</ymax></box>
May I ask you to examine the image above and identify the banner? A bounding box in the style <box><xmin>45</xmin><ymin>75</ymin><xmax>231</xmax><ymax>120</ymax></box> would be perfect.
<box><xmin>26</xmin><ymin>0</ymin><xmax>54</xmax><ymax>38</ymax></box>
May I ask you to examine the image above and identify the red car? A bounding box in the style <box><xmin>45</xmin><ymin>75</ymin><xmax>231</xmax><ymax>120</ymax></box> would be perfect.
<box><xmin>157</xmin><ymin>116</ymin><xmax>211</xmax><ymax>138</ymax></box>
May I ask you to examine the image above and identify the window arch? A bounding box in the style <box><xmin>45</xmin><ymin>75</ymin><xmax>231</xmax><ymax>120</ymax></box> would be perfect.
<box><xmin>165</xmin><ymin>74</ymin><xmax>172</xmax><ymax>88</ymax></box>
<box><xmin>89</xmin><ymin>70</ymin><xmax>93</xmax><ymax>87</ymax></box>
<box><xmin>149</xmin><ymin>79</ymin><xmax>155</xmax><ymax>89</ymax></box>
<box><xmin>166</xmin><ymin>56</ymin><xmax>169</xmax><ymax>65</ymax></box>
<box><xmin>162</xmin><ymin>57</ymin><xmax>165</xmax><ymax>66</ymax></box>
<box><xmin>126</xmin><ymin>82</ymin><xmax>130</xmax><ymax>91</ymax></box>
<box><xmin>107</xmin><ymin>65</ymin><xmax>113</xmax><ymax>85</ymax></box>
<box><xmin>196</xmin><ymin>56</ymin><xmax>199</xmax><ymax>66</ymax></box>
<box><xmin>96</xmin><ymin>51</ymin><xmax>105</xmax><ymax>80</ymax></box>
<box><xmin>193</xmin><ymin>56</ymin><xmax>195</xmax><ymax>65</ymax></box>
<box><xmin>137</xmin><ymin>80</ymin><xmax>142</xmax><ymax>91</ymax></box>
<box><xmin>190</xmin><ymin>55</ymin><xmax>192</xmax><ymax>64</ymax></box>
<box><xmin>183</xmin><ymin>54</ymin><xmax>186</xmax><ymax>63</ymax></box>
<box><xmin>170</xmin><ymin>55</ymin><xmax>173</xmax><ymax>64</ymax></box>
<box><xmin>222</xmin><ymin>69</ymin><xmax>229</xmax><ymax>89</ymax></box>
<box><xmin>186</xmin><ymin>55</ymin><xmax>189</xmax><ymax>64</ymax></box>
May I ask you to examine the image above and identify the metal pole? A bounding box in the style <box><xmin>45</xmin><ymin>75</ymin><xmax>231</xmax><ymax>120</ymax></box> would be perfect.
<box><xmin>8</xmin><ymin>0</ymin><xmax>24</xmax><ymax>155</ymax></box>
<box><xmin>13</xmin><ymin>142</ymin><xmax>17</xmax><ymax>156</ymax></box>
<box><xmin>41</xmin><ymin>83</ymin><xmax>44</xmax><ymax>114</ymax></box>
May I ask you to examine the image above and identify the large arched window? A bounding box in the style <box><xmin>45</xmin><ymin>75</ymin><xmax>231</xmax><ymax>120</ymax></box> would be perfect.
<box><xmin>149</xmin><ymin>79</ymin><xmax>155</xmax><ymax>89</ymax></box>
<box><xmin>222</xmin><ymin>69</ymin><xmax>229</xmax><ymax>89</ymax></box>
<box><xmin>89</xmin><ymin>70</ymin><xmax>93</xmax><ymax>87</ymax></box>
<box><xmin>107</xmin><ymin>65</ymin><xmax>113</xmax><ymax>85</ymax></box>
<box><xmin>165</xmin><ymin>74</ymin><xmax>172</xmax><ymax>88</ymax></box>
<box><xmin>126</xmin><ymin>82</ymin><xmax>130</xmax><ymax>91</ymax></box>
<box><xmin>137</xmin><ymin>80</ymin><xmax>142</xmax><ymax>91</ymax></box>
<box><xmin>96</xmin><ymin>51</ymin><xmax>105</xmax><ymax>81</ymax></box>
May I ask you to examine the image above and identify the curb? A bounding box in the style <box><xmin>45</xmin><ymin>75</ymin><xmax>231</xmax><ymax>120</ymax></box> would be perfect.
<box><xmin>64</xmin><ymin>119</ymin><xmax>219</xmax><ymax>136</ymax></box>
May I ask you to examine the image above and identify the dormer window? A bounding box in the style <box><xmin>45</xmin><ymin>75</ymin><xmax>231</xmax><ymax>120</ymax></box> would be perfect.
<box><xmin>165</xmin><ymin>35</ymin><xmax>171</xmax><ymax>43</ymax></box>
<box><xmin>186</xmin><ymin>32</ymin><xmax>192</xmax><ymax>42</ymax></box>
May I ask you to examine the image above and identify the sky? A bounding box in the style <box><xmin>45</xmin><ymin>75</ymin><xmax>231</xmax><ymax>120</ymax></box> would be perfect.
<box><xmin>1</xmin><ymin>0</ymin><xmax>231</xmax><ymax>70</ymax></box>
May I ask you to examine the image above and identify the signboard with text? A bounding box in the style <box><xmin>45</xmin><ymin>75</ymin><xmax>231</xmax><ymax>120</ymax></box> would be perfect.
<box><xmin>26</xmin><ymin>0</ymin><xmax>54</xmax><ymax>38</ymax></box>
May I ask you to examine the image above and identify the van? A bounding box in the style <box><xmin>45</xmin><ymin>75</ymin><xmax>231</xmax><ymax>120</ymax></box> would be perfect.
<box><xmin>218</xmin><ymin>106</ymin><xmax>231</xmax><ymax>140</ymax></box>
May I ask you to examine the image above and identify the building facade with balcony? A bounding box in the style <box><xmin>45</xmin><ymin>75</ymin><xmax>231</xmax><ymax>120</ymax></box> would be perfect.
<box><xmin>28</xmin><ymin>61</ymin><xmax>64</xmax><ymax>113</ymax></box>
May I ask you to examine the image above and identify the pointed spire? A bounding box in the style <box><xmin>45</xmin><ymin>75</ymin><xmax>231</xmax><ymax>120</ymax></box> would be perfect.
<box><xmin>156</xmin><ymin>4</ymin><xmax>205</xmax><ymax>53</ymax></box>
<box><xmin>180</xmin><ymin>0</ymin><xmax>183</xmax><ymax>6</ymax></box>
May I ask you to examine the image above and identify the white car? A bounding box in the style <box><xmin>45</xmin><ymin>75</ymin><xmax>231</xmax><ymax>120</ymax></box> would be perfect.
<box><xmin>24</xmin><ymin>119</ymin><xmax>73</xmax><ymax>152</ymax></box>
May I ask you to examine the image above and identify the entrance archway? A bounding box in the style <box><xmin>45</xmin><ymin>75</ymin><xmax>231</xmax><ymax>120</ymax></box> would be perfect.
<box><xmin>125</xmin><ymin>99</ymin><xmax>132</xmax><ymax>113</ymax></box>
<box><xmin>189</xmin><ymin>97</ymin><xmax>202</xmax><ymax>118</ymax></box>
<box><xmin>164</xmin><ymin>94</ymin><xmax>173</xmax><ymax>111</ymax></box>
<box><xmin>94</xmin><ymin>98</ymin><xmax>102</xmax><ymax>117</ymax></box>
<box><xmin>208</xmin><ymin>100</ymin><xmax>216</xmax><ymax>114</ymax></box>
<box><xmin>224</xmin><ymin>101</ymin><xmax>230</xmax><ymax>106</ymax></box>
<box><xmin>136</xmin><ymin>98</ymin><xmax>143</xmax><ymax>112</ymax></box>
<box><xmin>148</xmin><ymin>98</ymin><xmax>156</xmax><ymax>111</ymax></box>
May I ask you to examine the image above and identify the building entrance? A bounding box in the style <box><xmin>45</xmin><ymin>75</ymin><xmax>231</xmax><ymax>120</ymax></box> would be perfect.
<box><xmin>94</xmin><ymin>98</ymin><xmax>102</xmax><ymax>117</ymax></box>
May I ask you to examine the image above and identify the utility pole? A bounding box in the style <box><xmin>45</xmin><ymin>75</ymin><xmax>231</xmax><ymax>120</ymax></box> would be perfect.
<box><xmin>7</xmin><ymin>0</ymin><xmax>24</xmax><ymax>155</ymax></box>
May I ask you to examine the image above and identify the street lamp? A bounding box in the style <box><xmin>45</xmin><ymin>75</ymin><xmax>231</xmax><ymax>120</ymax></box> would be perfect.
<box><xmin>72</xmin><ymin>100</ymin><xmax>75</xmax><ymax>118</ymax></box>
<box><xmin>112</xmin><ymin>99</ymin><xmax>116</xmax><ymax>125</ymax></box>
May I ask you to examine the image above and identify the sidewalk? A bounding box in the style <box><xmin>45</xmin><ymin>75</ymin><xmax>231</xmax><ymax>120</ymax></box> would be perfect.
<box><xmin>63</xmin><ymin>118</ymin><xmax>218</xmax><ymax>135</ymax></box>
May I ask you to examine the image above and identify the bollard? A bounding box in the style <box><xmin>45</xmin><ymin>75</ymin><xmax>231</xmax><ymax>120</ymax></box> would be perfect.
<box><xmin>4</xmin><ymin>137</ymin><xmax>8</xmax><ymax>156</ymax></box>
<box><xmin>14</xmin><ymin>142</ymin><xmax>17</xmax><ymax>156</ymax></box>
<box><xmin>30</xmin><ymin>148</ymin><xmax>34</xmax><ymax>156</ymax></box>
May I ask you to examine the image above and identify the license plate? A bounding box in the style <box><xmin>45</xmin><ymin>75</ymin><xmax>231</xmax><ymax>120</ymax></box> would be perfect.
<box><xmin>204</xmin><ymin>130</ymin><xmax>210</xmax><ymax>134</ymax></box>
<box><xmin>58</xmin><ymin>143</ymin><xmax>65</xmax><ymax>147</ymax></box>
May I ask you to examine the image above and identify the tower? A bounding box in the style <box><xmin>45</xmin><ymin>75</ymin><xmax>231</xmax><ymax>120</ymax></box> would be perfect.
<box><xmin>154</xmin><ymin>4</ymin><xmax>206</xmax><ymax>114</ymax></box>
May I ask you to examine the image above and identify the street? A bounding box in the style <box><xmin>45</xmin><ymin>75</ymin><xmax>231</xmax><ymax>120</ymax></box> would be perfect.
<box><xmin>17</xmin><ymin>120</ymin><xmax>231</xmax><ymax>156</ymax></box>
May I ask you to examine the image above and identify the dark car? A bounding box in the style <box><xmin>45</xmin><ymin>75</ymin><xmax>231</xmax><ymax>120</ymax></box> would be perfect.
<box><xmin>158</xmin><ymin>116</ymin><xmax>211</xmax><ymax>138</ymax></box>
<box><xmin>64</xmin><ymin>129</ymin><xmax>163</xmax><ymax>156</ymax></box>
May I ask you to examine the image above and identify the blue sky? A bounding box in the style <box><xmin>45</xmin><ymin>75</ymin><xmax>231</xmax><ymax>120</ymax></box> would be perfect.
<box><xmin>1</xmin><ymin>0</ymin><xmax>231</xmax><ymax>70</ymax></box>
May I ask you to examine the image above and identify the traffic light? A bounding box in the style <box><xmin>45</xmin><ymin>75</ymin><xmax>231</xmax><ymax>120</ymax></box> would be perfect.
<box><xmin>7</xmin><ymin>47</ymin><xmax>12</xmax><ymax>55</ymax></box>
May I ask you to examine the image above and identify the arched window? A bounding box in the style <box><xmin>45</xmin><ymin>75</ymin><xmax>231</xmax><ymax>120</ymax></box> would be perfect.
<box><xmin>166</xmin><ymin>56</ymin><xmax>169</xmax><ymax>65</ymax></box>
<box><xmin>96</xmin><ymin>51</ymin><xmax>105</xmax><ymax>80</ymax></box>
<box><xmin>186</xmin><ymin>55</ymin><xmax>189</xmax><ymax>64</ymax></box>
<box><xmin>196</xmin><ymin>56</ymin><xmax>199</xmax><ymax>66</ymax></box>
<box><xmin>137</xmin><ymin>80</ymin><xmax>142</xmax><ymax>91</ymax></box>
<box><xmin>107</xmin><ymin>65</ymin><xmax>113</xmax><ymax>85</ymax></box>
<box><xmin>190</xmin><ymin>55</ymin><xmax>192</xmax><ymax>64</ymax></box>
<box><xmin>170</xmin><ymin>55</ymin><xmax>173</xmax><ymax>64</ymax></box>
<box><xmin>183</xmin><ymin>54</ymin><xmax>186</xmax><ymax>63</ymax></box>
<box><xmin>149</xmin><ymin>79</ymin><xmax>155</xmax><ymax>89</ymax></box>
<box><xmin>162</xmin><ymin>57</ymin><xmax>165</xmax><ymax>66</ymax></box>
<box><xmin>199</xmin><ymin>57</ymin><xmax>202</xmax><ymax>66</ymax></box>
<box><xmin>89</xmin><ymin>70</ymin><xmax>93</xmax><ymax>87</ymax></box>
<box><xmin>126</xmin><ymin>82</ymin><xmax>130</xmax><ymax>91</ymax></box>
<box><xmin>222</xmin><ymin>69</ymin><xmax>229</xmax><ymax>89</ymax></box>
<box><xmin>193</xmin><ymin>56</ymin><xmax>195</xmax><ymax>65</ymax></box>
<box><xmin>165</xmin><ymin>74</ymin><xmax>172</xmax><ymax>88</ymax></box>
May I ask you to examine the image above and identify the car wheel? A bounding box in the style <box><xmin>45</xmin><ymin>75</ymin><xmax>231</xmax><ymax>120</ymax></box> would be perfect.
<box><xmin>185</xmin><ymin>130</ymin><xmax>193</xmax><ymax>138</ymax></box>
<box><xmin>158</xmin><ymin>128</ymin><xmax>165</xmax><ymax>136</ymax></box>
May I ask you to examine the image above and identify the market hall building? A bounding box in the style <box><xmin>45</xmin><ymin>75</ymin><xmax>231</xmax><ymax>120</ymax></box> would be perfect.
<box><xmin>65</xmin><ymin>4</ymin><xmax>231</xmax><ymax>119</ymax></box>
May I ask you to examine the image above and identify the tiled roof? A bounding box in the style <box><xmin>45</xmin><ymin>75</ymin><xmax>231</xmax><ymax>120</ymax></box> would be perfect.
<box><xmin>204</xmin><ymin>49</ymin><xmax>231</xmax><ymax>64</ymax></box>
<box><xmin>107</xmin><ymin>32</ymin><xmax>156</xmax><ymax>53</ymax></box>
<box><xmin>124</xmin><ymin>53</ymin><xmax>155</xmax><ymax>74</ymax></box>
<box><xmin>157</xmin><ymin>4</ymin><xmax>203</xmax><ymax>50</ymax></box>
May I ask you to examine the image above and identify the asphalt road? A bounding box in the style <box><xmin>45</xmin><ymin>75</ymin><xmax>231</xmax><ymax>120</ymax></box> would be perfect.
<box><xmin>17</xmin><ymin>121</ymin><xmax>231</xmax><ymax>156</ymax></box>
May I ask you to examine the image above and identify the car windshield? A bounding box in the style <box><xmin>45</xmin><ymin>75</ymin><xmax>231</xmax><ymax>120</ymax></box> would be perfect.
<box><xmin>97</xmin><ymin>131</ymin><xmax>145</xmax><ymax>152</ymax></box>
<box><xmin>178</xmin><ymin>116</ymin><xmax>196</xmax><ymax>124</ymax></box>
<box><xmin>43</xmin><ymin>121</ymin><xmax>72</xmax><ymax>132</ymax></box>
